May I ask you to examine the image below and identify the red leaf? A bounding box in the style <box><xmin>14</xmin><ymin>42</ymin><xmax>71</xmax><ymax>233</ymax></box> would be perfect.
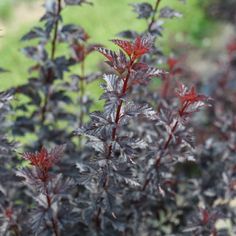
<box><xmin>227</xmin><ymin>38</ymin><xmax>236</xmax><ymax>55</ymax></box>
<box><xmin>176</xmin><ymin>84</ymin><xmax>207</xmax><ymax>105</ymax></box>
<box><xmin>200</xmin><ymin>208</ymin><xmax>210</xmax><ymax>225</ymax></box>
<box><xmin>4</xmin><ymin>208</ymin><xmax>13</xmax><ymax>220</ymax></box>
<box><xmin>133</xmin><ymin>36</ymin><xmax>150</xmax><ymax>60</ymax></box>
<box><xmin>111</xmin><ymin>39</ymin><xmax>133</xmax><ymax>57</ymax></box>
<box><xmin>111</xmin><ymin>36</ymin><xmax>152</xmax><ymax>61</ymax></box>
<box><xmin>167</xmin><ymin>57</ymin><xmax>178</xmax><ymax>71</ymax></box>
<box><xmin>23</xmin><ymin>145</ymin><xmax>65</xmax><ymax>171</ymax></box>
<box><xmin>167</xmin><ymin>57</ymin><xmax>183</xmax><ymax>74</ymax></box>
<box><xmin>71</xmin><ymin>43</ymin><xmax>85</xmax><ymax>62</ymax></box>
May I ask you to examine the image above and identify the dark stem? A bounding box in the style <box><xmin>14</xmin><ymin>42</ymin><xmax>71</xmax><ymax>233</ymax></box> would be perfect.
<box><xmin>107</xmin><ymin>60</ymin><xmax>134</xmax><ymax>158</ymax></box>
<box><xmin>45</xmin><ymin>182</ymin><xmax>60</xmax><ymax>236</ymax></box>
<box><xmin>79</xmin><ymin>58</ymin><xmax>85</xmax><ymax>128</ymax></box>
<box><xmin>143</xmin><ymin>101</ymin><xmax>189</xmax><ymax>191</ymax></box>
<box><xmin>51</xmin><ymin>0</ymin><xmax>62</xmax><ymax>60</ymax></box>
<box><xmin>94</xmin><ymin>207</ymin><xmax>101</xmax><ymax>231</ymax></box>
<box><xmin>161</xmin><ymin>73</ymin><xmax>172</xmax><ymax>98</ymax></box>
<box><xmin>163</xmin><ymin>120</ymin><xmax>179</xmax><ymax>150</ymax></box>
<box><xmin>148</xmin><ymin>0</ymin><xmax>162</xmax><ymax>32</ymax></box>
<box><xmin>78</xmin><ymin>54</ymin><xmax>86</xmax><ymax>148</ymax></box>
<box><xmin>142</xmin><ymin>178</ymin><xmax>151</xmax><ymax>191</ymax></box>
<box><xmin>93</xmin><ymin>170</ymin><xmax>109</xmax><ymax>231</ymax></box>
<box><xmin>163</xmin><ymin>101</ymin><xmax>189</xmax><ymax>150</ymax></box>
<box><xmin>40</xmin><ymin>0</ymin><xmax>62</xmax><ymax>126</ymax></box>
<box><xmin>96</xmin><ymin>60</ymin><xmax>134</xmax><ymax>228</ymax></box>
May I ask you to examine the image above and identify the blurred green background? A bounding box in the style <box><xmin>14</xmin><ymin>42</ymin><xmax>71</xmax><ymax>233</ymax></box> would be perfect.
<box><xmin>0</xmin><ymin>0</ymin><xmax>217</xmax><ymax>90</ymax></box>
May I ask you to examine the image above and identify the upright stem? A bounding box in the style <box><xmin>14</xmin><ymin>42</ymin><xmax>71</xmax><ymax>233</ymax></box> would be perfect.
<box><xmin>107</xmin><ymin>59</ymin><xmax>134</xmax><ymax>158</ymax></box>
<box><xmin>163</xmin><ymin>120</ymin><xmax>179</xmax><ymax>150</ymax></box>
<box><xmin>51</xmin><ymin>0</ymin><xmax>62</xmax><ymax>60</ymax></box>
<box><xmin>94</xmin><ymin>207</ymin><xmax>101</xmax><ymax>231</ymax></box>
<box><xmin>44</xmin><ymin>182</ymin><xmax>60</xmax><ymax>236</ymax></box>
<box><xmin>78</xmin><ymin>56</ymin><xmax>85</xmax><ymax>148</ymax></box>
<box><xmin>148</xmin><ymin>0</ymin><xmax>162</xmax><ymax>32</ymax></box>
<box><xmin>143</xmin><ymin>101</ymin><xmax>189</xmax><ymax>191</ymax></box>
<box><xmin>161</xmin><ymin>101</ymin><xmax>189</xmax><ymax>154</ymax></box>
<box><xmin>111</xmin><ymin>71</ymin><xmax>130</xmax><ymax>140</ymax></box>
<box><xmin>95</xmin><ymin>60</ymin><xmax>134</xmax><ymax>229</ymax></box>
<box><xmin>41</xmin><ymin>0</ymin><xmax>62</xmax><ymax>125</ymax></box>
<box><xmin>79</xmin><ymin>59</ymin><xmax>85</xmax><ymax>128</ymax></box>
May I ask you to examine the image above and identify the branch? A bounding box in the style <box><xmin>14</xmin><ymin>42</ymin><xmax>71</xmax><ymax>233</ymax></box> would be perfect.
<box><xmin>41</xmin><ymin>0</ymin><xmax>62</xmax><ymax>126</ymax></box>
<box><xmin>107</xmin><ymin>59</ymin><xmax>134</xmax><ymax>158</ymax></box>
<box><xmin>148</xmin><ymin>0</ymin><xmax>162</xmax><ymax>32</ymax></box>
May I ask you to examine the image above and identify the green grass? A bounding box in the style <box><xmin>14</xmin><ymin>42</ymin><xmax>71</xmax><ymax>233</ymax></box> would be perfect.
<box><xmin>0</xmin><ymin>0</ymin><xmax>216</xmax><ymax>91</ymax></box>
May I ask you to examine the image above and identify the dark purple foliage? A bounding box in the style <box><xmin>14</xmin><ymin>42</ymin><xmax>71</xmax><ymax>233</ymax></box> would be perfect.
<box><xmin>0</xmin><ymin>0</ymin><xmax>235</xmax><ymax>235</ymax></box>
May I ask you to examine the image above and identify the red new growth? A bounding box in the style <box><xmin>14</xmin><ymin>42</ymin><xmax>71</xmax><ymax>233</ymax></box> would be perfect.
<box><xmin>111</xmin><ymin>36</ymin><xmax>151</xmax><ymax>61</ymax></box>
<box><xmin>176</xmin><ymin>84</ymin><xmax>207</xmax><ymax>106</ymax></box>
<box><xmin>23</xmin><ymin>147</ymin><xmax>55</xmax><ymax>171</ymax></box>
<box><xmin>23</xmin><ymin>145</ymin><xmax>65</xmax><ymax>171</ymax></box>
<box><xmin>72</xmin><ymin>43</ymin><xmax>86</xmax><ymax>62</ymax></box>
<box><xmin>133</xmin><ymin>37</ymin><xmax>150</xmax><ymax>59</ymax></box>
<box><xmin>227</xmin><ymin>38</ymin><xmax>236</xmax><ymax>55</ymax></box>
<box><xmin>111</xmin><ymin>39</ymin><xmax>133</xmax><ymax>57</ymax></box>
<box><xmin>4</xmin><ymin>208</ymin><xmax>13</xmax><ymax>220</ymax></box>
<box><xmin>201</xmin><ymin>209</ymin><xmax>210</xmax><ymax>225</ymax></box>
<box><xmin>167</xmin><ymin>57</ymin><xmax>178</xmax><ymax>72</ymax></box>
<box><xmin>167</xmin><ymin>57</ymin><xmax>184</xmax><ymax>75</ymax></box>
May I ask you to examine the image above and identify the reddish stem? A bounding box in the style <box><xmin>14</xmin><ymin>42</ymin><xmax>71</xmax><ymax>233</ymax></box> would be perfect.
<box><xmin>143</xmin><ymin>101</ymin><xmax>189</xmax><ymax>190</ymax></box>
<box><xmin>163</xmin><ymin>120</ymin><xmax>179</xmax><ymax>150</ymax></box>
<box><xmin>94</xmin><ymin>207</ymin><xmax>101</xmax><ymax>231</ymax></box>
<box><xmin>45</xmin><ymin>182</ymin><xmax>60</xmax><ymax>236</ymax></box>
<box><xmin>162</xmin><ymin>101</ymin><xmax>189</xmax><ymax>151</ymax></box>
<box><xmin>95</xmin><ymin>59</ymin><xmax>134</xmax><ymax>229</ymax></box>
<box><xmin>107</xmin><ymin>59</ymin><xmax>134</xmax><ymax>158</ymax></box>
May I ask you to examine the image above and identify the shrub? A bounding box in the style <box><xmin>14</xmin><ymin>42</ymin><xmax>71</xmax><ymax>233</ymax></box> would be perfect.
<box><xmin>12</xmin><ymin>0</ymin><xmax>99</xmax><ymax>152</ymax></box>
<box><xmin>0</xmin><ymin>88</ymin><xmax>19</xmax><ymax>235</ymax></box>
<box><xmin>0</xmin><ymin>0</ymin><xmax>235</xmax><ymax>235</ymax></box>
